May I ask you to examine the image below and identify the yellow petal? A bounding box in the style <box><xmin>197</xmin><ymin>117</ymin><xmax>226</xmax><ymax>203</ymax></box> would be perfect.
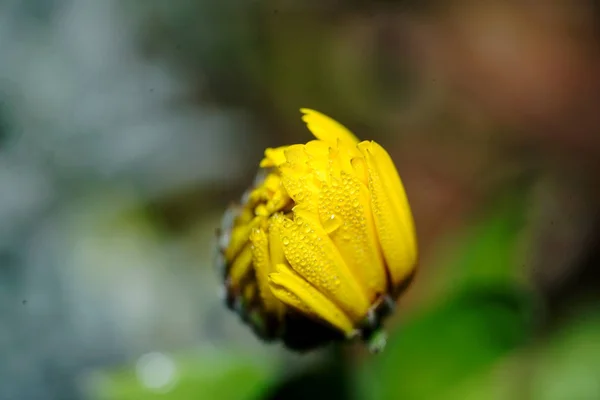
<box><xmin>272</xmin><ymin>210</ymin><xmax>371</xmax><ymax>321</ymax></box>
<box><xmin>243</xmin><ymin>283</ymin><xmax>257</xmax><ymax>304</ymax></box>
<box><xmin>268</xmin><ymin>217</ymin><xmax>286</xmax><ymax>268</ymax></box>
<box><xmin>269</xmin><ymin>263</ymin><xmax>355</xmax><ymax>336</ymax></box>
<box><xmin>263</xmin><ymin>173</ymin><xmax>282</xmax><ymax>194</ymax></box>
<box><xmin>227</xmin><ymin>243</ymin><xmax>254</xmax><ymax>287</ymax></box>
<box><xmin>300</xmin><ymin>108</ymin><xmax>359</xmax><ymax>147</ymax></box>
<box><xmin>358</xmin><ymin>141</ymin><xmax>418</xmax><ymax>288</ymax></box>
<box><xmin>278</xmin><ymin>157</ymin><xmax>321</xmax><ymax>213</ymax></box>
<box><xmin>326</xmin><ymin>146</ymin><xmax>345</xmax><ymax>181</ymax></box>
<box><xmin>304</xmin><ymin>141</ymin><xmax>331</xmax><ymax>183</ymax></box>
<box><xmin>249</xmin><ymin>228</ymin><xmax>284</xmax><ymax>315</ymax></box>
<box><xmin>260</xmin><ymin>147</ymin><xmax>287</xmax><ymax>168</ymax></box>
<box><xmin>304</xmin><ymin>140</ymin><xmax>330</xmax><ymax>158</ymax></box>
<box><xmin>318</xmin><ymin>170</ymin><xmax>387</xmax><ymax>301</ymax></box>
<box><xmin>351</xmin><ymin>156</ymin><xmax>369</xmax><ymax>186</ymax></box>
<box><xmin>261</xmin><ymin>173</ymin><xmax>291</xmax><ymax>214</ymax></box>
<box><xmin>225</xmin><ymin>216</ymin><xmax>260</xmax><ymax>261</ymax></box>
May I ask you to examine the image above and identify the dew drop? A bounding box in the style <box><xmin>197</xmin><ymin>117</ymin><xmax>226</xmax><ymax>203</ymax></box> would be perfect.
<box><xmin>323</xmin><ymin>214</ymin><xmax>342</xmax><ymax>234</ymax></box>
<box><xmin>282</xmin><ymin>237</ymin><xmax>290</xmax><ymax>246</ymax></box>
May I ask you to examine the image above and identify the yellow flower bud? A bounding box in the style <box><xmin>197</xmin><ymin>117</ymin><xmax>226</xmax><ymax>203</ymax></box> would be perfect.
<box><xmin>216</xmin><ymin>109</ymin><xmax>418</xmax><ymax>352</ymax></box>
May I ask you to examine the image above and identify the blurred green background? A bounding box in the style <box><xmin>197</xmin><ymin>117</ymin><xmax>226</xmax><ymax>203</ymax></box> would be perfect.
<box><xmin>1</xmin><ymin>1</ymin><xmax>600</xmax><ymax>399</ymax></box>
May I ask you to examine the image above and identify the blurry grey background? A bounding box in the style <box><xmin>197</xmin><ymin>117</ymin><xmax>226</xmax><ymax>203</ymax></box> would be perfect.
<box><xmin>0</xmin><ymin>1</ymin><xmax>275</xmax><ymax>399</ymax></box>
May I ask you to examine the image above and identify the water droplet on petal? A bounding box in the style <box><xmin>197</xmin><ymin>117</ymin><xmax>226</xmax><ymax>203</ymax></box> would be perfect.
<box><xmin>323</xmin><ymin>214</ymin><xmax>342</xmax><ymax>234</ymax></box>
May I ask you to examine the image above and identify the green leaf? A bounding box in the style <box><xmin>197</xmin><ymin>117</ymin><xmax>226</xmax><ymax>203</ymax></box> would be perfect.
<box><xmin>531</xmin><ymin>307</ymin><xmax>600</xmax><ymax>400</ymax></box>
<box><xmin>441</xmin><ymin>307</ymin><xmax>600</xmax><ymax>400</ymax></box>
<box><xmin>431</xmin><ymin>194</ymin><xmax>530</xmax><ymax>300</ymax></box>
<box><xmin>357</xmin><ymin>285</ymin><xmax>534</xmax><ymax>400</ymax></box>
<box><xmin>87</xmin><ymin>350</ymin><xmax>274</xmax><ymax>400</ymax></box>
